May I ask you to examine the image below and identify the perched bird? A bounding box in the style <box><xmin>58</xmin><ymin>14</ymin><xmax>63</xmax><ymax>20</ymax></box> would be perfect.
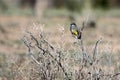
<box><xmin>70</xmin><ymin>23</ymin><xmax>82</xmax><ymax>39</ymax></box>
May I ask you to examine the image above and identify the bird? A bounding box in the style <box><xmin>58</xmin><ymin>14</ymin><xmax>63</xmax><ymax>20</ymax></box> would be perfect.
<box><xmin>70</xmin><ymin>23</ymin><xmax>82</xmax><ymax>39</ymax></box>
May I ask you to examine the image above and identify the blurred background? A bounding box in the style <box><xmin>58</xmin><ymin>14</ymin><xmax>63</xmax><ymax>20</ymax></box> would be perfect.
<box><xmin>0</xmin><ymin>0</ymin><xmax>120</xmax><ymax>79</ymax></box>
<box><xmin>0</xmin><ymin>0</ymin><xmax>120</xmax><ymax>53</ymax></box>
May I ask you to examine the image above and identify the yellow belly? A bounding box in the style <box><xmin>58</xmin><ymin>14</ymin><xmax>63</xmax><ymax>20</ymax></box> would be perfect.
<box><xmin>72</xmin><ymin>30</ymin><xmax>78</xmax><ymax>35</ymax></box>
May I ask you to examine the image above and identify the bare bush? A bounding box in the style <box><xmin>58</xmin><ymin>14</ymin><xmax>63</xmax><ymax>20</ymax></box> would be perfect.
<box><xmin>20</xmin><ymin>22</ymin><xmax>120</xmax><ymax>80</ymax></box>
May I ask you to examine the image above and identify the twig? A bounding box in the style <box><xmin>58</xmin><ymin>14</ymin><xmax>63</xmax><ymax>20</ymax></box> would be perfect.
<box><xmin>22</xmin><ymin>36</ymin><xmax>41</xmax><ymax>65</ymax></box>
<box><xmin>79</xmin><ymin>21</ymin><xmax>87</xmax><ymax>64</ymax></box>
<box><xmin>79</xmin><ymin>39</ymin><xmax>87</xmax><ymax>63</ymax></box>
<box><xmin>23</xmin><ymin>32</ymin><xmax>70</xmax><ymax>80</ymax></box>
<box><xmin>81</xmin><ymin>21</ymin><xmax>85</xmax><ymax>31</ymax></box>
<box><xmin>93</xmin><ymin>38</ymin><xmax>101</xmax><ymax>62</ymax></box>
<box><xmin>111</xmin><ymin>72</ymin><xmax>120</xmax><ymax>78</ymax></box>
<box><xmin>39</xmin><ymin>33</ymin><xmax>54</xmax><ymax>50</ymax></box>
<box><xmin>90</xmin><ymin>72</ymin><xmax>120</xmax><ymax>79</ymax></box>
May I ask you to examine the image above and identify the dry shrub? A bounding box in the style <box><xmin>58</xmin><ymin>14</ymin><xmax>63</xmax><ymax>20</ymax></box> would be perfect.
<box><xmin>1</xmin><ymin>22</ymin><xmax>119</xmax><ymax>80</ymax></box>
<box><xmin>21</xmin><ymin>22</ymin><xmax>120</xmax><ymax>80</ymax></box>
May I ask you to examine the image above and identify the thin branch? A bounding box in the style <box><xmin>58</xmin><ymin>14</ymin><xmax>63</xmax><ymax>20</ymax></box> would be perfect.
<box><xmin>23</xmin><ymin>32</ymin><xmax>70</xmax><ymax>80</ymax></box>
<box><xmin>81</xmin><ymin>21</ymin><xmax>85</xmax><ymax>31</ymax></box>
<box><xmin>111</xmin><ymin>72</ymin><xmax>120</xmax><ymax>78</ymax></box>
<box><xmin>22</xmin><ymin>36</ymin><xmax>41</xmax><ymax>65</ymax></box>
<box><xmin>93</xmin><ymin>38</ymin><xmax>102</xmax><ymax>62</ymax></box>
<box><xmin>79</xmin><ymin>39</ymin><xmax>87</xmax><ymax>63</ymax></box>
<box><xmin>39</xmin><ymin>33</ymin><xmax>54</xmax><ymax>50</ymax></box>
<box><xmin>90</xmin><ymin>72</ymin><xmax>120</xmax><ymax>79</ymax></box>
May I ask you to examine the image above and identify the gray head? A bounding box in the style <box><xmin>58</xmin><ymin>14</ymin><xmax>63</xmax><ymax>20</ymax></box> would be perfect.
<box><xmin>70</xmin><ymin>23</ymin><xmax>77</xmax><ymax>31</ymax></box>
<box><xmin>70</xmin><ymin>23</ymin><xmax>76</xmax><ymax>27</ymax></box>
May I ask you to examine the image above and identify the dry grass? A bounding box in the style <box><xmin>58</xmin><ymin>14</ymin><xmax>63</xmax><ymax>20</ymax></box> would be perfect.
<box><xmin>0</xmin><ymin>15</ymin><xmax>120</xmax><ymax>79</ymax></box>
